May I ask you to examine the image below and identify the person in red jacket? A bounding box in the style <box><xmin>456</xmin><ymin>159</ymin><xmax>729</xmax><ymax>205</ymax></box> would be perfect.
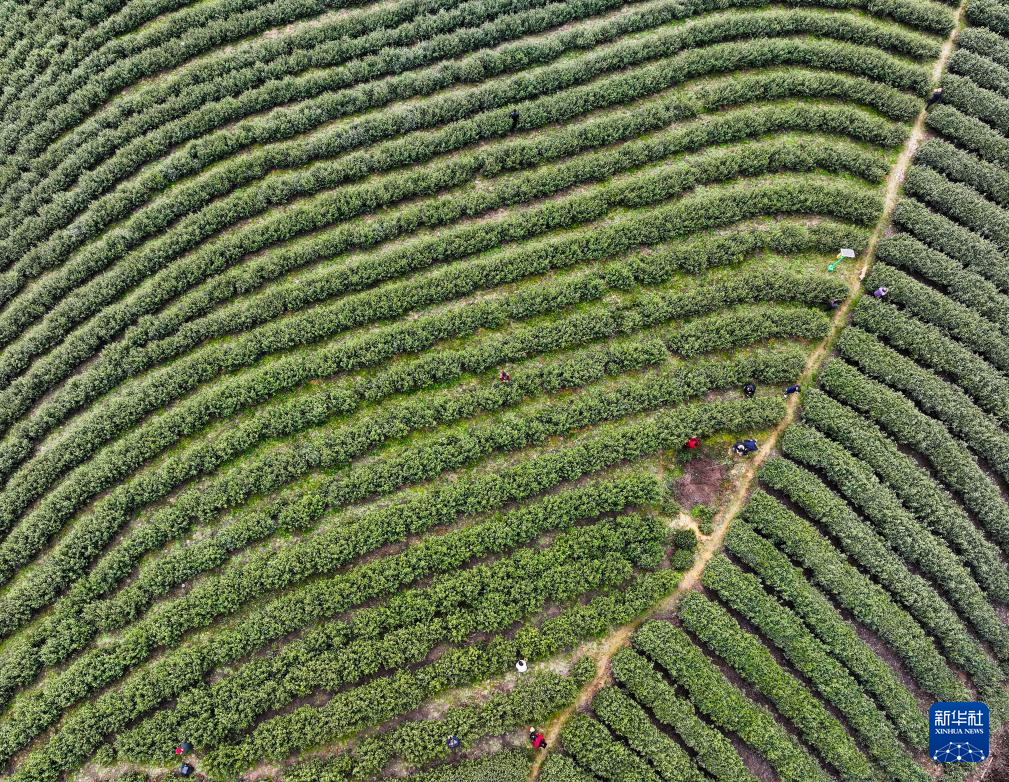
<box><xmin>529</xmin><ymin>727</ymin><xmax>547</xmax><ymax>749</ymax></box>
<box><xmin>686</xmin><ymin>437</ymin><xmax>699</xmax><ymax>449</ymax></box>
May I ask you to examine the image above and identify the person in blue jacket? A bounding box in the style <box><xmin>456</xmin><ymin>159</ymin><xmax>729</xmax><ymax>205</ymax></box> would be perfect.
<box><xmin>734</xmin><ymin>439</ymin><xmax>758</xmax><ymax>456</ymax></box>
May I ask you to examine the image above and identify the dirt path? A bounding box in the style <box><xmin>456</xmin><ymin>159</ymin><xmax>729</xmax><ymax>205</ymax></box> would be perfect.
<box><xmin>528</xmin><ymin>11</ymin><xmax>965</xmax><ymax>777</ymax></box>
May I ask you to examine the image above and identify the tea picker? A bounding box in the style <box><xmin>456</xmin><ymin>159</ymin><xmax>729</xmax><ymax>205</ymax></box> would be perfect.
<box><xmin>447</xmin><ymin>735</ymin><xmax>461</xmax><ymax>750</ymax></box>
<box><xmin>529</xmin><ymin>727</ymin><xmax>547</xmax><ymax>749</ymax></box>
<box><xmin>743</xmin><ymin>382</ymin><xmax>756</xmax><ymax>398</ymax></box>
<box><xmin>784</xmin><ymin>384</ymin><xmax>800</xmax><ymax>398</ymax></box>
<box><xmin>179</xmin><ymin>762</ymin><xmax>195</xmax><ymax>777</ymax></box>
<box><xmin>516</xmin><ymin>658</ymin><xmax>528</xmax><ymax>673</ymax></box>
<box><xmin>733</xmin><ymin>439</ymin><xmax>758</xmax><ymax>456</ymax></box>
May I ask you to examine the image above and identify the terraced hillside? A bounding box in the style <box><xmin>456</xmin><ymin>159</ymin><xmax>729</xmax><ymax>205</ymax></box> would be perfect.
<box><xmin>543</xmin><ymin>2</ymin><xmax>1009</xmax><ymax>781</ymax></box>
<box><xmin>0</xmin><ymin>0</ymin><xmax>979</xmax><ymax>779</ymax></box>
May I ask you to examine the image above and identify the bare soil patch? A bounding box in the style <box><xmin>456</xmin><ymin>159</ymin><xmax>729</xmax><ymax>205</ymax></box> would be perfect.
<box><xmin>673</xmin><ymin>455</ymin><xmax>727</xmax><ymax>509</ymax></box>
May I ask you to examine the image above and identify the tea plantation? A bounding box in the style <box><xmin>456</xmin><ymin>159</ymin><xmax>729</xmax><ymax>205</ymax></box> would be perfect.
<box><xmin>0</xmin><ymin>0</ymin><xmax>1005</xmax><ymax>779</ymax></box>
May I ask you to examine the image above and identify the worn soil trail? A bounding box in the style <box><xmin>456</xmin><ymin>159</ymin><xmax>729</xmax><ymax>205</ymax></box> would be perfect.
<box><xmin>528</xmin><ymin>9</ymin><xmax>965</xmax><ymax>777</ymax></box>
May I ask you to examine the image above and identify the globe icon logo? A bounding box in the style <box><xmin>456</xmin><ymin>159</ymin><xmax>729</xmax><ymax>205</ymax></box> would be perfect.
<box><xmin>933</xmin><ymin>742</ymin><xmax>986</xmax><ymax>763</ymax></box>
